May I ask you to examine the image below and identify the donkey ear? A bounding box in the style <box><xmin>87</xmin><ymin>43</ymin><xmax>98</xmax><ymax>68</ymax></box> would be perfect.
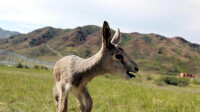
<box><xmin>111</xmin><ymin>28</ymin><xmax>120</xmax><ymax>44</ymax></box>
<box><xmin>102</xmin><ymin>21</ymin><xmax>111</xmax><ymax>48</ymax></box>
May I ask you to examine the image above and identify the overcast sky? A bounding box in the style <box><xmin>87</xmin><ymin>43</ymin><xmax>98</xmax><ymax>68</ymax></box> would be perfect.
<box><xmin>0</xmin><ymin>0</ymin><xmax>199</xmax><ymax>44</ymax></box>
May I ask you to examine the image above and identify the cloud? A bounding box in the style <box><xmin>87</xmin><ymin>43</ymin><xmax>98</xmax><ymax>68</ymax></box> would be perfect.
<box><xmin>0</xmin><ymin>0</ymin><xmax>200</xmax><ymax>43</ymax></box>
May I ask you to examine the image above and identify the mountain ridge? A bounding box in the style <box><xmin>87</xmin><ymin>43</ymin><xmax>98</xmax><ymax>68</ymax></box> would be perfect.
<box><xmin>0</xmin><ymin>25</ymin><xmax>200</xmax><ymax>75</ymax></box>
<box><xmin>0</xmin><ymin>27</ymin><xmax>20</xmax><ymax>38</ymax></box>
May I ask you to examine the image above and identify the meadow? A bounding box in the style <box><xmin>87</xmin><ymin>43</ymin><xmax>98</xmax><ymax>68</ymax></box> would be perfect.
<box><xmin>0</xmin><ymin>65</ymin><xmax>200</xmax><ymax>112</ymax></box>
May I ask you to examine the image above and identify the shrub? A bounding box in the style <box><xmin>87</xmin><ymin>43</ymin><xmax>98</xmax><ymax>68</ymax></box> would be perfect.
<box><xmin>163</xmin><ymin>77</ymin><xmax>178</xmax><ymax>85</ymax></box>
<box><xmin>155</xmin><ymin>76</ymin><xmax>190</xmax><ymax>87</ymax></box>
<box><xmin>24</xmin><ymin>65</ymin><xmax>29</xmax><ymax>69</ymax></box>
<box><xmin>33</xmin><ymin>65</ymin><xmax>48</xmax><ymax>70</ymax></box>
<box><xmin>34</xmin><ymin>65</ymin><xmax>39</xmax><ymax>69</ymax></box>
<box><xmin>177</xmin><ymin>77</ymin><xmax>190</xmax><ymax>86</ymax></box>
<box><xmin>146</xmin><ymin>76</ymin><xmax>152</xmax><ymax>81</ymax></box>
<box><xmin>192</xmin><ymin>79</ymin><xmax>200</xmax><ymax>85</ymax></box>
<box><xmin>16</xmin><ymin>63</ymin><xmax>23</xmax><ymax>68</ymax></box>
<box><xmin>40</xmin><ymin>65</ymin><xmax>48</xmax><ymax>70</ymax></box>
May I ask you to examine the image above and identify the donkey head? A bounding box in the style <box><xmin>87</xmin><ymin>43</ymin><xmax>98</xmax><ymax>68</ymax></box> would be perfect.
<box><xmin>101</xmin><ymin>21</ymin><xmax>139</xmax><ymax>79</ymax></box>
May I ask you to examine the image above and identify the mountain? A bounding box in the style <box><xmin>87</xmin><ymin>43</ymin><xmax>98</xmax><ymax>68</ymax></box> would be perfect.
<box><xmin>0</xmin><ymin>25</ymin><xmax>200</xmax><ymax>75</ymax></box>
<box><xmin>0</xmin><ymin>27</ymin><xmax>20</xmax><ymax>38</ymax></box>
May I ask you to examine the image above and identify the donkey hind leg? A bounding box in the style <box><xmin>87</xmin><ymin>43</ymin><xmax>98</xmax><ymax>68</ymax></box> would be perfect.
<box><xmin>75</xmin><ymin>93</ymin><xmax>85</xmax><ymax>112</ymax></box>
<box><xmin>83</xmin><ymin>86</ymin><xmax>93</xmax><ymax>112</ymax></box>
<box><xmin>58</xmin><ymin>83</ymin><xmax>70</xmax><ymax>112</ymax></box>
<box><xmin>53</xmin><ymin>85</ymin><xmax>59</xmax><ymax>111</ymax></box>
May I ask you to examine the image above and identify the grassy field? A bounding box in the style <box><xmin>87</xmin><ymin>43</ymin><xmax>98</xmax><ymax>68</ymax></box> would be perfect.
<box><xmin>0</xmin><ymin>66</ymin><xmax>200</xmax><ymax>112</ymax></box>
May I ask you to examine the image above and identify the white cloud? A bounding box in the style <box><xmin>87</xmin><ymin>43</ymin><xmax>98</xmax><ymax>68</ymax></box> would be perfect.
<box><xmin>0</xmin><ymin>0</ymin><xmax>200</xmax><ymax>43</ymax></box>
<box><xmin>17</xmin><ymin>24</ymin><xmax>41</xmax><ymax>29</ymax></box>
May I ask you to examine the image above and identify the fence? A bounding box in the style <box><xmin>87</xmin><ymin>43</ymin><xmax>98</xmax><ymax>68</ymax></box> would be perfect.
<box><xmin>0</xmin><ymin>49</ymin><xmax>55</xmax><ymax>69</ymax></box>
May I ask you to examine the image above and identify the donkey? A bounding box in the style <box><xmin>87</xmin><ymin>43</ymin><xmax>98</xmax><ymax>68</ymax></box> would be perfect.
<box><xmin>53</xmin><ymin>21</ymin><xmax>139</xmax><ymax>112</ymax></box>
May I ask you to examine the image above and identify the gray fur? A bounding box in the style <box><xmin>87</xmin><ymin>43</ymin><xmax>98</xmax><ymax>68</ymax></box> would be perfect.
<box><xmin>53</xmin><ymin>21</ymin><xmax>139</xmax><ymax>112</ymax></box>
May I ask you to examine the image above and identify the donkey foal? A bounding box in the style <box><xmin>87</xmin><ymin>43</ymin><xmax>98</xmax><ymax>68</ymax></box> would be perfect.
<box><xmin>53</xmin><ymin>21</ymin><xmax>139</xmax><ymax>112</ymax></box>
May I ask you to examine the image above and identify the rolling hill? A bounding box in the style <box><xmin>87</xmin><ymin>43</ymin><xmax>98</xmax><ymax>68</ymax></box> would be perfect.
<box><xmin>0</xmin><ymin>25</ymin><xmax>200</xmax><ymax>75</ymax></box>
<box><xmin>0</xmin><ymin>27</ymin><xmax>20</xmax><ymax>38</ymax></box>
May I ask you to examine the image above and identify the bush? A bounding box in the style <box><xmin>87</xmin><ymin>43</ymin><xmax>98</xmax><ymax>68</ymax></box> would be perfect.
<box><xmin>40</xmin><ymin>65</ymin><xmax>48</xmax><ymax>70</ymax></box>
<box><xmin>177</xmin><ymin>77</ymin><xmax>190</xmax><ymax>86</ymax></box>
<box><xmin>16</xmin><ymin>63</ymin><xmax>23</xmax><ymax>68</ymax></box>
<box><xmin>163</xmin><ymin>77</ymin><xmax>179</xmax><ymax>85</ymax></box>
<box><xmin>155</xmin><ymin>76</ymin><xmax>190</xmax><ymax>87</ymax></box>
<box><xmin>34</xmin><ymin>65</ymin><xmax>39</xmax><ymax>69</ymax></box>
<box><xmin>146</xmin><ymin>76</ymin><xmax>152</xmax><ymax>81</ymax></box>
<box><xmin>192</xmin><ymin>79</ymin><xmax>200</xmax><ymax>85</ymax></box>
<box><xmin>24</xmin><ymin>65</ymin><xmax>29</xmax><ymax>69</ymax></box>
<box><xmin>33</xmin><ymin>65</ymin><xmax>48</xmax><ymax>70</ymax></box>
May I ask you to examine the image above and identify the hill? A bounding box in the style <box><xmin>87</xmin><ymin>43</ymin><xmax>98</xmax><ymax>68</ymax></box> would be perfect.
<box><xmin>0</xmin><ymin>27</ymin><xmax>20</xmax><ymax>38</ymax></box>
<box><xmin>0</xmin><ymin>25</ymin><xmax>200</xmax><ymax>75</ymax></box>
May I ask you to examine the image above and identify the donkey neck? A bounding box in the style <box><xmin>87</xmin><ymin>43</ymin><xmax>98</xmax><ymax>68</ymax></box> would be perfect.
<box><xmin>79</xmin><ymin>47</ymin><xmax>107</xmax><ymax>83</ymax></box>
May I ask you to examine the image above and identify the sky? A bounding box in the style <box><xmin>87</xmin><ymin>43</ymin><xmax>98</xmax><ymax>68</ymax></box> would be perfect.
<box><xmin>0</xmin><ymin>0</ymin><xmax>200</xmax><ymax>44</ymax></box>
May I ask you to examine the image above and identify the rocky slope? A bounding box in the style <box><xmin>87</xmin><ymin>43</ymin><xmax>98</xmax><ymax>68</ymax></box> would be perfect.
<box><xmin>0</xmin><ymin>25</ymin><xmax>200</xmax><ymax>75</ymax></box>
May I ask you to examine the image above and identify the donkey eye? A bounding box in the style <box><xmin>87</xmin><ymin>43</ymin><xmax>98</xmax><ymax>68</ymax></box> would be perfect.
<box><xmin>115</xmin><ymin>54</ymin><xmax>123</xmax><ymax>60</ymax></box>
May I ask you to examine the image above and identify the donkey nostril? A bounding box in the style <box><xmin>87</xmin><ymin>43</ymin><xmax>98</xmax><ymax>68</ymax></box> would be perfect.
<box><xmin>135</xmin><ymin>67</ymin><xmax>139</xmax><ymax>72</ymax></box>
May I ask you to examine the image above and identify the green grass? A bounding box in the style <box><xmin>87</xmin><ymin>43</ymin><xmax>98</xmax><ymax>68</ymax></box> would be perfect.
<box><xmin>0</xmin><ymin>66</ymin><xmax>200</xmax><ymax>112</ymax></box>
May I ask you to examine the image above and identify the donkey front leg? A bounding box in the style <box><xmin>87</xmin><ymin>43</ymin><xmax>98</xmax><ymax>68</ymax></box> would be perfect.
<box><xmin>58</xmin><ymin>83</ymin><xmax>70</xmax><ymax>112</ymax></box>
<box><xmin>83</xmin><ymin>86</ymin><xmax>93</xmax><ymax>112</ymax></box>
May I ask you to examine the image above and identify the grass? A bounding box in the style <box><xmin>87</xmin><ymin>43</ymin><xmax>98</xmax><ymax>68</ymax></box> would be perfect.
<box><xmin>0</xmin><ymin>66</ymin><xmax>200</xmax><ymax>112</ymax></box>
